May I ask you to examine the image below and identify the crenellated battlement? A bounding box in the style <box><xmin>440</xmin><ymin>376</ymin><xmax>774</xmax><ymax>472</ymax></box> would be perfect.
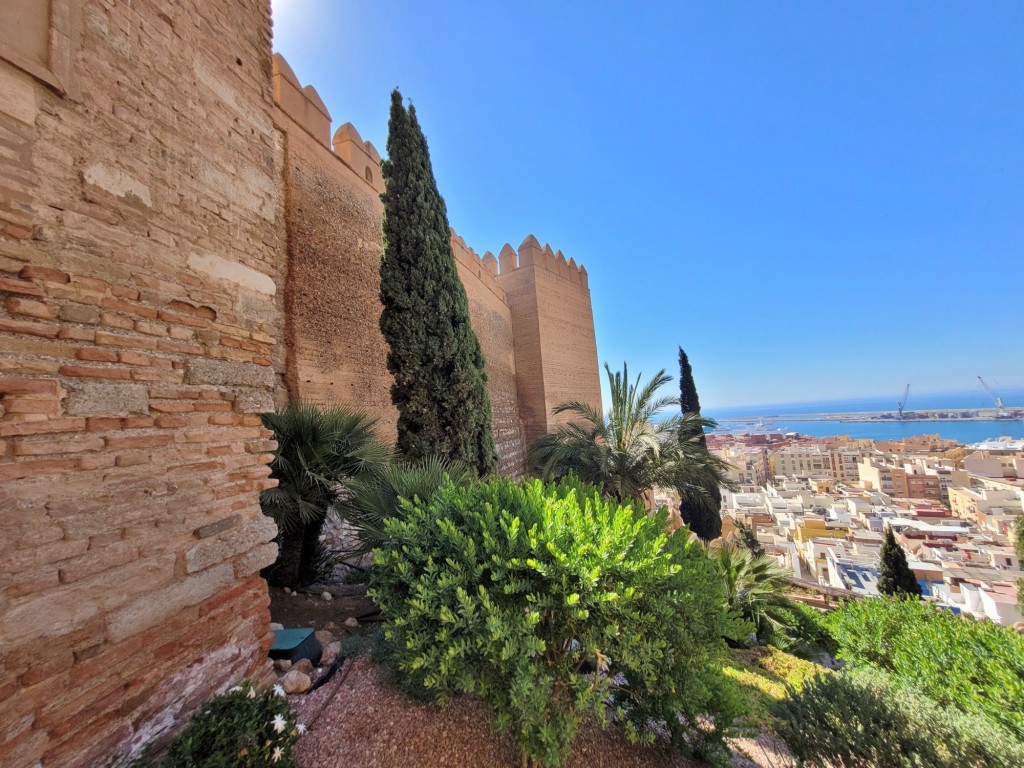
<box><xmin>272</xmin><ymin>54</ymin><xmax>384</xmax><ymax>193</ymax></box>
<box><xmin>272</xmin><ymin>53</ymin><xmax>590</xmax><ymax>292</ymax></box>
<box><xmin>499</xmin><ymin>234</ymin><xmax>589</xmax><ymax>289</ymax></box>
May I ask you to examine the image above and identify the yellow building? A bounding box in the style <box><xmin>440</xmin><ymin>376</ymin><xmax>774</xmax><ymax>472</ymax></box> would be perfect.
<box><xmin>793</xmin><ymin>517</ymin><xmax>850</xmax><ymax>544</ymax></box>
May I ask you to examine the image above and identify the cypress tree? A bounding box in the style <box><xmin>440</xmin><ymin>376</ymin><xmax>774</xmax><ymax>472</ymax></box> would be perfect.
<box><xmin>678</xmin><ymin>347</ymin><xmax>706</xmax><ymax>447</ymax></box>
<box><xmin>379</xmin><ymin>90</ymin><xmax>496</xmax><ymax>476</ymax></box>
<box><xmin>677</xmin><ymin>346</ymin><xmax>722</xmax><ymax>541</ymax></box>
<box><xmin>878</xmin><ymin>527</ymin><xmax>922</xmax><ymax>598</ymax></box>
<box><xmin>734</xmin><ymin>519</ymin><xmax>765</xmax><ymax>557</ymax></box>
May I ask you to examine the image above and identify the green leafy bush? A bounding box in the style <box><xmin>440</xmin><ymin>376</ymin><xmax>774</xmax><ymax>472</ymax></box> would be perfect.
<box><xmin>770</xmin><ymin>668</ymin><xmax>1024</xmax><ymax>768</ymax></box>
<box><xmin>826</xmin><ymin>597</ymin><xmax>1024</xmax><ymax>736</ymax></box>
<box><xmin>369</xmin><ymin>477</ymin><xmax>743</xmax><ymax>767</ymax></box>
<box><xmin>157</xmin><ymin>681</ymin><xmax>300</xmax><ymax>767</ymax></box>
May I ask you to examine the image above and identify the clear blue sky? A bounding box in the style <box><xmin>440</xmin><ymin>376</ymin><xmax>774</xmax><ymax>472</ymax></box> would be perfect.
<box><xmin>270</xmin><ymin>1</ymin><xmax>1023</xmax><ymax>410</ymax></box>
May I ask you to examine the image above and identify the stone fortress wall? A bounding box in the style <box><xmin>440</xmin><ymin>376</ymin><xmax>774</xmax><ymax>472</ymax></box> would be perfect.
<box><xmin>272</xmin><ymin>54</ymin><xmax>602</xmax><ymax>476</ymax></box>
<box><xmin>0</xmin><ymin>2</ymin><xmax>601</xmax><ymax>766</ymax></box>
<box><xmin>0</xmin><ymin>2</ymin><xmax>285</xmax><ymax>766</ymax></box>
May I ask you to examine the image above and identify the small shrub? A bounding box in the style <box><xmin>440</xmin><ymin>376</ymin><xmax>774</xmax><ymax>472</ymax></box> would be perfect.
<box><xmin>159</xmin><ymin>681</ymin><xmax>300</xmax><ymax>767</ymax></box>
<box><xmin>826</xmin><ymin>597</ymin><xmax>1024</xmax><ymax>736</ymax></box>
<box><xmin>369</xmin><ymin>477</ymin><xmax>743</xmax><ymax>767</ymax></box>
<box><xmin>770</xmin><ymin>668</ymin><xmax>1024</xmax><ymax>768</ymax></box>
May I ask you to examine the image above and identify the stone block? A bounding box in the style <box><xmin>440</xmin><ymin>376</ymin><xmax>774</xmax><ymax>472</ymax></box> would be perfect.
<box><xmin>105</xmin><ymin>564</ymin><xmax>235</xmax><ymax>643</ymax></box>
<box><xmin>233</xmin><ymin>542</ymin><xmax>278</xmax><ymax>579</ymax></box>
<box><xmin>82</xmin><ymin>164</ymin><xmax>152</xmax><ymax>208</ymax></box>
<box><xmin>188</xmin><ymin>253</ymin><xmax>276</xmax><ymax>296</ymax></box>
<box><xmin>232</xmin><ymin>386</ymin><xmax>275</xmax><ymax>414</ymax></box>
<box><xmin>64</xmin><ymin>381</ymin><xmax>148</xmax><ymax>416</ymax></box>
<box><xmin>185</xmin><ymin>359</ymin><xmax>275</xmax><ymax>389</ymax></box>
<box><xmin>0</xmin><ymin>65</ymin><xmax>37</xmax><ymax>126</ymax></box>
<box><xmin>184</xmin><ymin>515</ymin><xmax>278</xmax><ymax>574</ymax></box>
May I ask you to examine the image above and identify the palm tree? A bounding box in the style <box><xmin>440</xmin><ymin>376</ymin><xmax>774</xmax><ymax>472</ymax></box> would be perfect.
<box><xmin>527</xmin><ymin>362</ymin><xmax>732</xmax><ymax>507</ymax></box>
<box><xmin>336</xmin><ymin>455</ymin><xmax>475</xmax><ymax>556</ymax></box>
<box><xmin>260</xmin><ymin>401</ymin><xmax>392</xmax><ymax>587</ymax></box>
<box><xmin>710</xmin><ymin>540</ymin><xmax>795</xmax><ymax>646</ymax></box>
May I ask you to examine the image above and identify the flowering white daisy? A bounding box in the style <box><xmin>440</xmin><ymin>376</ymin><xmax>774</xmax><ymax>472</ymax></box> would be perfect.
<box><xmin>271</xmin><ymin>714</ymin><xmax>287</xmax><ymax>733</ymax></box>
<box><xmin>296</xmin><ymin>723</ymin><xmax>307</xmax><ymax>735</ymax></box>
<box><xmin>271</xmin><ymin>746</ymin><xmax>284</xmax><ymax>763</ymax></box>
<box><xmin>229</xmin><ymin>685</ymin><xmax>242</xmax><ymax>693</ymax></box>
<box><xmin>247</xmin><ymin>686</ymin><xmax>257</xmax><ymax>699</ymax></box>
<box><xmin>273</xmin><ymin>684</ymin><xmax>286</xmax><ymax>698</ymax></box>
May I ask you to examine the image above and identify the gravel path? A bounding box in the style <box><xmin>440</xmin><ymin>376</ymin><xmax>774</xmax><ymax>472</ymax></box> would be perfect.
<box><xmin>292</xmin><ymin>657</ymin><xmax>788</xmax><ymax>768</ymax></box>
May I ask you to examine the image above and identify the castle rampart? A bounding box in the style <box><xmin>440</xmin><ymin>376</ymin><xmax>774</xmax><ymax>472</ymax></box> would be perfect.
<box><xmin>0</xmin><ymin>3</ymin><xmax>284</xmax><ymax>765</ymax></box>
<box><xmin>271</xmin><ymin>53</ymin><xmax>601</xmax><ymax>476</ymax></box>
<box><xmin>0</xmin><ymin>10</ymin><xmax>601</xmax><ymax>766</ymax></box>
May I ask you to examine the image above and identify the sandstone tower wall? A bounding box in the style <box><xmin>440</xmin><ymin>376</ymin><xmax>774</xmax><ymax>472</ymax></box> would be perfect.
<box><xmin>0</xmin><ymin>2</ymin><xmax>284</xmax><ymax>766</ymax></box>
<box><xmin>449</xmin><ymin>234</ymin><xmax>527</xmax><ymax>474</ymax></box>
<box><xmin>496</xmin><ymin>237</ymin><xmax>602</xmax><ymax>446</ymax></box>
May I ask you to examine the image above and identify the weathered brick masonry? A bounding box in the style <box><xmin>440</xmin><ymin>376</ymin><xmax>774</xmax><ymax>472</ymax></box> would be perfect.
<box><xmin>0</xmin><ymin>2</ymin><xmax>602</xmax><ymax>765</ymax></box>
<box><xmin>0</xmin><ymin>1</ymin><xmax>284</xmax><ymax>766</ymax></box>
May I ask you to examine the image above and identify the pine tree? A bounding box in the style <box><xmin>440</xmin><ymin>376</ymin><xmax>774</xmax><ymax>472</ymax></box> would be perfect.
<box><xmin>677</xmin><ymin>346</ymin><xmax>722</xmax><ymax>541</ymax></box>
<box><xmin>379</xmin><ymin>90</ymin><xmax>496</xmax><ymax>476</ymax></box>
<box><xmin>878</xmin><ymin>527</ymin><xmax>922</xmax><ymax>598</ymax></box>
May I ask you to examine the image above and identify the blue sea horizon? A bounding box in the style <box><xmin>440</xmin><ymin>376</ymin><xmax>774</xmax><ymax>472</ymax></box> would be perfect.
<box><xmin>694</xmin><ymin>389</ymin><xmax>1024</xmax><ymax>444</ymax></box>
<box><xmin>707</xmin><ymin>388</ymin><xmax>1024</xmax><ymax>420</ymax></box>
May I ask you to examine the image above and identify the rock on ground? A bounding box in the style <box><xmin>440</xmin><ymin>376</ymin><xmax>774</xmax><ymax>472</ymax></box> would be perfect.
<box><xmin>282</xmin><ymin>669</ymin><xmax>312</xmax><ymax>695</ymax></box>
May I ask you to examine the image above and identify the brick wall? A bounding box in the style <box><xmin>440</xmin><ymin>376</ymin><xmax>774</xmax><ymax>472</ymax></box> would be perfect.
<box><xmin>451</xmin><ymin>236</ymin><xmax>527</xmax><ymax>476</ymax></box>
<box><xmin>496</xmin><ymin>237</ymin><xmax>602</xmax><ymax>446</ymax></box>
<box><xmin>274</xmin><ymin>56</ymin><xmax>540</xmax><ymax>476</ymax></box>
<box><xmin>0</xmin><ymin>2</ymin><xmax>284</xmax><ymax>766</ymax></box>
<box><xmin>273</xmin><ymin>57</ymin><xmax>399</xmax><ymax>440</ymax></box>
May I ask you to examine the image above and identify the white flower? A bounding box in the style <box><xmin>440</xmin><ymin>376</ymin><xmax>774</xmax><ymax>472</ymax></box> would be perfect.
<box><xmin>229</xmin><ymin>685</ymin><xmax>242</xmax><ymax>693</ymax></box>
<box><xmin>296</xmin><ymin>723</ymin><xmax>307</xmax><ymax>735</ymax></box>
<box><xmin>273</xmin><ymin>684</ymin><xmax>285</xmax><ymax>698</ymax></box>
<box><xmin>271</xmin><ymin>714</ymin><xmax>287</xmax><ymax>733</ymax></box>
<box><xmin>247</xmin><ymin>687</ymin><xmax>257</xmax><ymax>699</ymax></box>
<box><xmin>272</xmin><ymin>746</ymin><xmax>284</xmax><ymax>763</ymax></box>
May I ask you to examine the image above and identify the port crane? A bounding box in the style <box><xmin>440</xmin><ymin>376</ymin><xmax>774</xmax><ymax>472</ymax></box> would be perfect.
<box><xmin>897</xmin><ymin>384</ymin><xmax>910</xmax><ymax>419</ymax></box>
<box><xmin>977</xmin><ymin>376</ymin><xmax>1006</xmax><ymax>417</ymax></box>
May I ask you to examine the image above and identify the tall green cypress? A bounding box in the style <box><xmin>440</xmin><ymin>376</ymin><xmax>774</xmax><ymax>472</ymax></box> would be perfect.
<box><xmin>677</xmin><ymin>346</ymin><xmax>721</xmax><ymax>541</ymax></box>
<box><xmin>379</xmin><ymin>90</ymin><xmax>496</xmax><ymax>476</ymax></box>
<box><xmin>878</xmin><ymin>527</ymin><xmax>922</xmax><ymax>598</ymax></box>
<box><xmin>678</xmin><ymin>347</ymin><xmax>706</xmax><ymax>448</ymax></box>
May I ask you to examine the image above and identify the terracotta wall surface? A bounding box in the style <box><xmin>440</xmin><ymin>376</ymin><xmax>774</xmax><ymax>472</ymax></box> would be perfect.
<box><xmin>0</xmin><ymin>2</ymin><xmax>284</xmax><ymax>766</ymax></box>
<box><xmin>275</xmin><ymin>98</ymin><xmax>399</xmax><ymax>441</ymax></box>
<box><xmin>496</xmin><ymin>238</ymin><xmax>602</xmax><ymax>446</ymax></box>
<box><xmin>451</xmin><ymin>237</ymin><xmax>527</xmax><ymax>476</ymax></box>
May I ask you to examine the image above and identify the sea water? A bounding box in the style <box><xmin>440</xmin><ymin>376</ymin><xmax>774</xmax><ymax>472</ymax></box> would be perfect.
<box><xmin>704</xmin><ymin>390</ymin><xmax>1024</xmax><ymax>444</ymax></box>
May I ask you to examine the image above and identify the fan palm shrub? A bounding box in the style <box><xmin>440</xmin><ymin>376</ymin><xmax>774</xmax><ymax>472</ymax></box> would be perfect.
<box><xmin>710</xmin><ymin>541</ymin><xmax>798</xmax><ymax>647</ymax></box>
<box><xmin>335</xmin><ymin>455</ymin><xmax>475</xmax><ymax>555</ymax></box>
<box><xmin>527</xmin><ymin>362</ymin><xmax>732</xmax><ymax>509</ymax></box>
<box><xmin>260</xmin><ymin>401</ymin><xmax>392</xmax><ymax>587</ymax></box>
